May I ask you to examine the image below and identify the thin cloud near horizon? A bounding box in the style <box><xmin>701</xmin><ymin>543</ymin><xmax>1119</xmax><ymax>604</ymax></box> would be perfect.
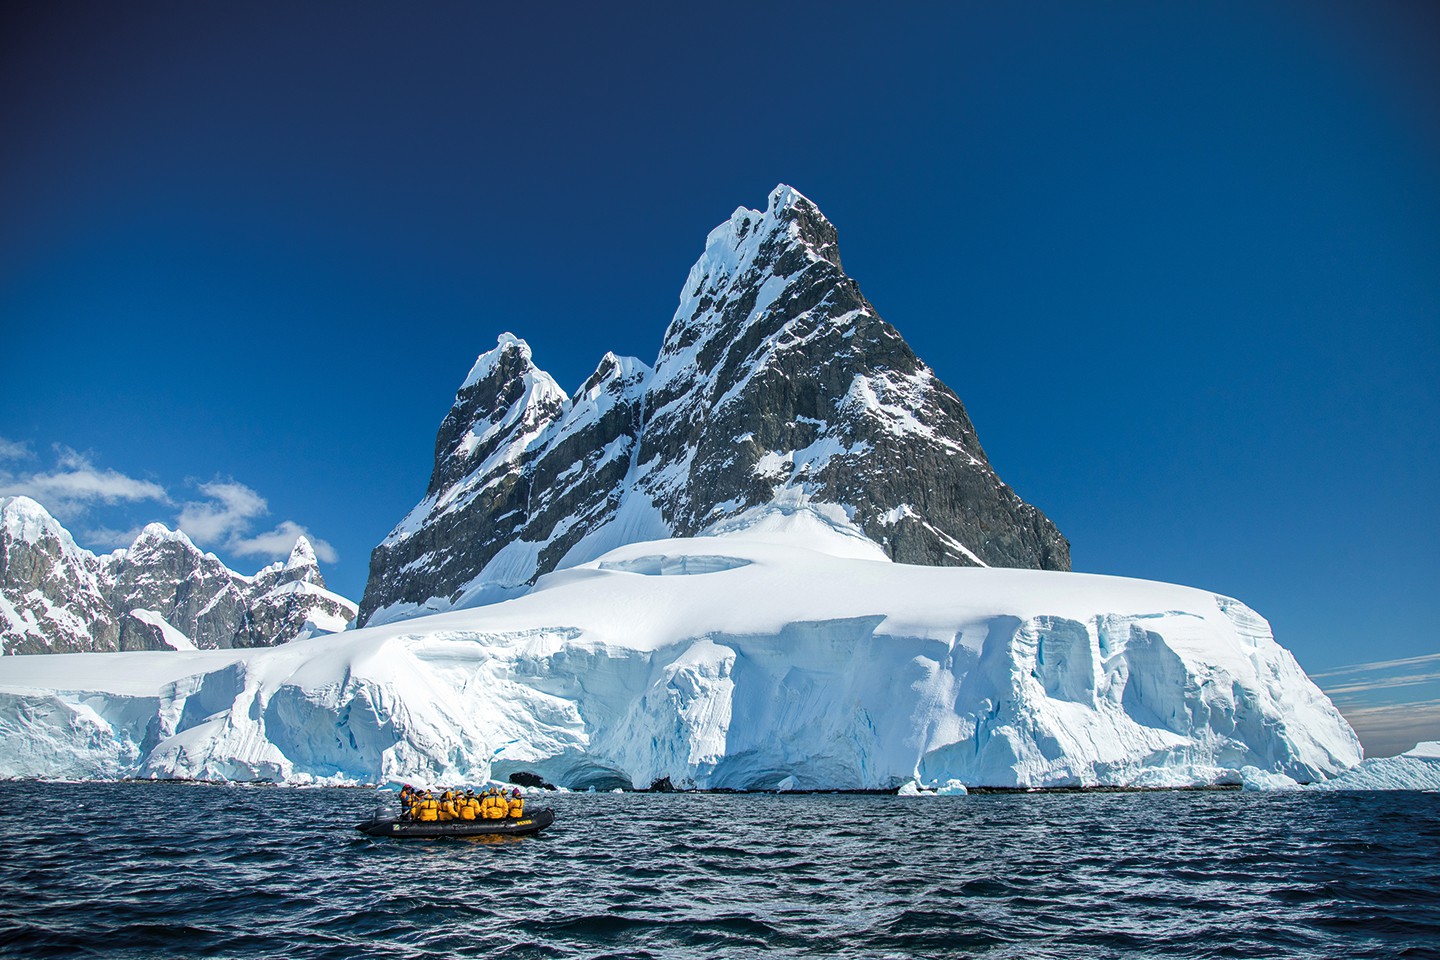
<box><xmin>0</xmin><ymin>436</ymin><xmax>337</xmax><ymax>566</ymax></box>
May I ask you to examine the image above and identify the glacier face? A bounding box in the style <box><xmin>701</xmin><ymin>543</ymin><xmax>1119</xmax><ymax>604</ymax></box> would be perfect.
<box><xmin>0</xmin><ymin>523</ymin><xmax>1360</xmax><ymax>788</ymax></box>
<box><xmin>358</xmin><ymin>184</ymin><xmax>1069</xmax><ymax>627</ymax></box>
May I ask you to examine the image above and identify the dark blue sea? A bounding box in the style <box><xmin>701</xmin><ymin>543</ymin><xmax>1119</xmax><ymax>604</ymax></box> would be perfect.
<box><xmin>1</xmin><ymin>783</ymin><xmax>1437</xmax><ymax>959</ymax></box>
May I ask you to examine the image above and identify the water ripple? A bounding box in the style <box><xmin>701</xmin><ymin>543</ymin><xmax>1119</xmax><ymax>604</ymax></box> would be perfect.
<box><xmin>0</xmin><ymin>784</ymin><xmax>1437</xmax><ymax>958</ymax></box>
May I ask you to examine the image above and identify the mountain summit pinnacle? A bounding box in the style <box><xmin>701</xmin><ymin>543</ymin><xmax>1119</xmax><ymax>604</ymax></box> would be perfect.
<box><xmin>358</xmin><ymin>186</ymin><xmax>1069</xmax><ymax>626</ymax></box>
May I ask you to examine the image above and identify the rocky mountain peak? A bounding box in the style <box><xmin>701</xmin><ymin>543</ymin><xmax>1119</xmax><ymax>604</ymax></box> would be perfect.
<box><xmin>285</xmin><ymin>535</ymin><xmax>317</xmax><ymax>570</ymax></box>
<box><xmin>659</xmin><ymin>185</ymin><xmax>842</xmax><ymax>382</ymax></box>
<box><xmin>359</xmin><ymin>185</ymin><xmax>1069</xmax><ymax>627</ymax></box>
<box><xmin>123</xmin><ymin>522</ymin><xmax>202</xmax><ymax>560</ymax></box>
<box><xmin>2</xmin><ymin>495</ymin><xmax>75</xmax><ymax>549</ymax></box>
<box><xmin>577</xmin><ymin>352</ymin><xmax>650</xmax><ymax>400</ymax></box>
<box><xmin>249</xmin><ymin>535</ymin><xmax>326</xmax><ymax>591</ymax></box>
<box><xmin>427</xmin><ymin>333</ymin><xmax>569</xmax><ymax>499</ymax></box>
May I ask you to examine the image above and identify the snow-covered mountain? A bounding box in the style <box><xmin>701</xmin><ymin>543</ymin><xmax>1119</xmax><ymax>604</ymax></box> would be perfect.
<box><xmin>0</xmin><ymin>525</ymin><xmax>1361</xmax><ymax>788</ymax></box>
<box><xmin>0</xmin><ymin>496</ymin><xmax>356</xmax><ymax>654</ymax></box>
<box><xmin>359</xmin><ymin>185</ymin><xmax>1069</xmax><ymax>626</ymax></box>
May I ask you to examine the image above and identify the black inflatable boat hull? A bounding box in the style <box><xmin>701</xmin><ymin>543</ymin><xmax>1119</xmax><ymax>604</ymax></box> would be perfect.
<box><xmin>355</xmin><ymin>807</ymin><xmax>554</xmax><ymax>838</ymax></box>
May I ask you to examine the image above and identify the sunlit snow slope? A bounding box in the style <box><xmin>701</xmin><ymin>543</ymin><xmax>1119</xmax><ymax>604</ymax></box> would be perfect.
<box><xmin>0</xmin><ymin>517</ymin><xmax>1360</xmax><ymax>788</ymax></box>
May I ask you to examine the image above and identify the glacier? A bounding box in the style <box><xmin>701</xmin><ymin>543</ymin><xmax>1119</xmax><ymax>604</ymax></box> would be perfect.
<box><xmin>1304</xmin><ymin>741</ymin><xmax>1440</xmax><ymax>791</ymax></box>
<box><xmin>0</xmin><ymin>515</ymin><xmax>1362</xmax><ymax>789</ymax></box>
<box><xmin>0</xmin><ymin>496</ymin><xmax>357</xmax><ymax>654</ymax></box>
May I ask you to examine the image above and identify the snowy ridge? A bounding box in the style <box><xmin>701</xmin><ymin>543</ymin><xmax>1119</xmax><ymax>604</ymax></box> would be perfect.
<box><xmin>0</xmin><ymin>532</ymin><xmax>1361</xmax><ymax>788</ymax></box>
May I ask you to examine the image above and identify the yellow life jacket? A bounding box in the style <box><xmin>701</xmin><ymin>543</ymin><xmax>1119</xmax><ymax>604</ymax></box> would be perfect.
<box><xmin>416</xmin><ymin>798</ymin><xmax>439</xmax><ymax>822</ymax></box>
<box><xmin>459</xmin><ymin>798</ymin><xmax>478</xmax><ymax>820</ymax></box>
<box><xmin>508</xmin><ymin>798</ymin><xmax>524</xmax><ymax>818</ymax></box>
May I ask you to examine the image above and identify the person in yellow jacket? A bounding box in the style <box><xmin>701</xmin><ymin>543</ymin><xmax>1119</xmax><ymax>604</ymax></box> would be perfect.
<box><xmin>484</xmin><ymin>789</ymin><xmax>507</xmax><ymax>820</ymax></box>
<box><xmin>458</xmin><ymin>789</ymin><xmax>479</xmax><ymax>821</ymax></box>
<box><xmin>439</xmin><ymin>789</ymin><xmax>458</xmax><ymax>822</ymax></box>
<box><xmin>507</xmin><ymin>788</ymin><xmax>525</xmax><ymax>819</ymax></box>
<box><xmin>415</xmin><ymin>790</ymin><xmax>439</xmax><ymax>822</ymax></box>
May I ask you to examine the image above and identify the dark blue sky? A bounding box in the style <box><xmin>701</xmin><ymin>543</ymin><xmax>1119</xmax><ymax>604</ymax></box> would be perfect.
<box><xmin>2</xmin><ymin>3</ymin><xmax>1437</xmax><ymax>748</ymax></box>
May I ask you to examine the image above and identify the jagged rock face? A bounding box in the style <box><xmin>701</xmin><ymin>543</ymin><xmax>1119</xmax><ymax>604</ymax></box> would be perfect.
<box><xmin>634</xmin><ymin>186</ymin><xmax>1069</xmax><ymax>571</ymax></box>
<box><xmin>359</xmin><ymin>185</ymin><xmax>1069</xmax><ymax>627</ymax></box>
<box><xmin>0</xmin><ymin>498</ymin><xmax>119</xmax><ymax>654</ymax></box>
<box><xmin>101</xmin><ymin>526</ymin><xmax>255</xmax><ymax>649</ymax></box>
<box><xmin>0</xmin><ymin>497</ymin><xmax>357</xmax><ymax>654</ymax></box>
<box><xmin>362</xmin><ymin>342</ymin><xmax>650</xmax><ymax>621</ymax></box>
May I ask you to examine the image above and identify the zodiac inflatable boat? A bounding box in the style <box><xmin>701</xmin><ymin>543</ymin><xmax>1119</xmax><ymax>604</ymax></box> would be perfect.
<box><xmin>355</xmin><ymin>807</ymin><xmax>555</xmax><ymax>839</ymax></box>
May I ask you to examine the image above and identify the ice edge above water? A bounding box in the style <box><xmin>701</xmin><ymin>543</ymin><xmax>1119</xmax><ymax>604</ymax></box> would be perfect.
<box><xmin>0</xmin><ymin>522</ymin><xmax>1377</xmax><ymax>790</ymax></box>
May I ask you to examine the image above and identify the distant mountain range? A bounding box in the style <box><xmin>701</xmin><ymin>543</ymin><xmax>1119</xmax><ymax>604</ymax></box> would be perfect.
<box><xmin>0</xmin><ymin>496</ymin><xmax>356</xmax><ymax>654</ymax></box>
<box><xmin>359</xmin><ymin>184</ymin><xmax>1068</xmax><ymax>626</ymax></box>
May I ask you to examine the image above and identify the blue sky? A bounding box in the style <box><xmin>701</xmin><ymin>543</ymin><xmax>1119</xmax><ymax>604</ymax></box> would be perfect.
<box><xmin>2</xmin><ymin>2</ymin><xmax>1436</xmax><ymax>753</ymax></box>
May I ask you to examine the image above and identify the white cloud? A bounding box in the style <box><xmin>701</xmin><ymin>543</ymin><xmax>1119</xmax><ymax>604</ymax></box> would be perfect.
<box><xmin>0</xmin><ymin>446</ymin><xmax>168</xmax><ymax>519</ymax></box>
<box><xmin>1315</xmin><ymin>653</ymin><xmax>1440</xmax><ymax>757</ymax></box>
<box><xmin>0</xmin><ymin>442</ymin><xmax>338</xmax><ymax>568</ymax></box>
<box><xmin>177</xmin><ymin>479</ymin><xmax>338</xmax><ymax>564</ymax></box>
<box><xmin>83</xmin><ymin>525</ymin><xmax>147</xmax><ymax>551</ymax></box>
<box><xmin>1335</xmin><ymin>699</ymin><xmax>1440</xmax><ymax>759</ymax></box>
<box><xmin>177</xmin><ymin>480</ymin><xmax>269</xmax><ymax>542</ymax></box>
<box><xmin>1312</xmin><ymin>652</ymin><xmax>1440</xmax><ymax>679</ymax></box>
<box><xmin>1321</xmin><ymin>671</ymin><xmax>1440</xmax><ymax>697</ymax></box>
<box><xmin>229</xmin><ymin>520</ymin><xmax>339</xmax><ymax>564</ymax></box>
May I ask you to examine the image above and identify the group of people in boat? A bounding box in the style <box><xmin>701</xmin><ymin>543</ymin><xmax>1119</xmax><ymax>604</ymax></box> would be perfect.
<box><xmin>399</xmin><ymin>784</ymin><xmax>525</xmax><ymax>822</ymax></box>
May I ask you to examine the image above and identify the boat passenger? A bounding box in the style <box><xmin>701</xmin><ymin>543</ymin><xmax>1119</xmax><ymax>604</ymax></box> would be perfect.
<box><xmin>399</xmin><ymin>784</ymin><xmax>414</xmax><ymax>818</ymax></box>
<box><xmin>440</xmin><ymin>789</ymin><xmax>458</xmax><ymax>822</ymax></box>
<box><xmin>415</xmin><ymin>791</ymin><xmax>439</xmax><ymax>822</ymax></box>
<box><xmin>507</xmin><ymin>789</ymin><xmax>525</xmax><ymax>819</ymax></box>
<box><xmin>459</xmin><ymin>791</ymin><xmax>479</xmax><ymax>821</ymax></box>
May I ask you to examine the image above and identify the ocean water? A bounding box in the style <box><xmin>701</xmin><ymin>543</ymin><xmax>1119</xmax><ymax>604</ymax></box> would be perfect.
<box><xmin>1</xmin><ymin>783</ymin><xmax>1437</xmax><ymax>959</ymax></box>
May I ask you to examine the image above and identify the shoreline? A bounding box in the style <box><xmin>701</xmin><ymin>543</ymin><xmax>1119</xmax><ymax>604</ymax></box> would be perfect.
<box><xmin>0</xmin><ymin>776</ymin><xmax>1248</xmax><ymax>794</ymax></box>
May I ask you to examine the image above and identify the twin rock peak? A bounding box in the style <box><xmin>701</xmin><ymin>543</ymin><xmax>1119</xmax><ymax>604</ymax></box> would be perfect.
<box><xmin>358</xmin><ymin>185</ymin><xmax>1069</xmax><ymax>627</ymax></box>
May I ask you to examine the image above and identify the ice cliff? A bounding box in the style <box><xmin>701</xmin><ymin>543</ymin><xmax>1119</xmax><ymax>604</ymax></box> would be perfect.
<box><xmin>0</xmin><ymin>524</ymin><xmax>1361</xmax><ymax>788</ymax></box>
